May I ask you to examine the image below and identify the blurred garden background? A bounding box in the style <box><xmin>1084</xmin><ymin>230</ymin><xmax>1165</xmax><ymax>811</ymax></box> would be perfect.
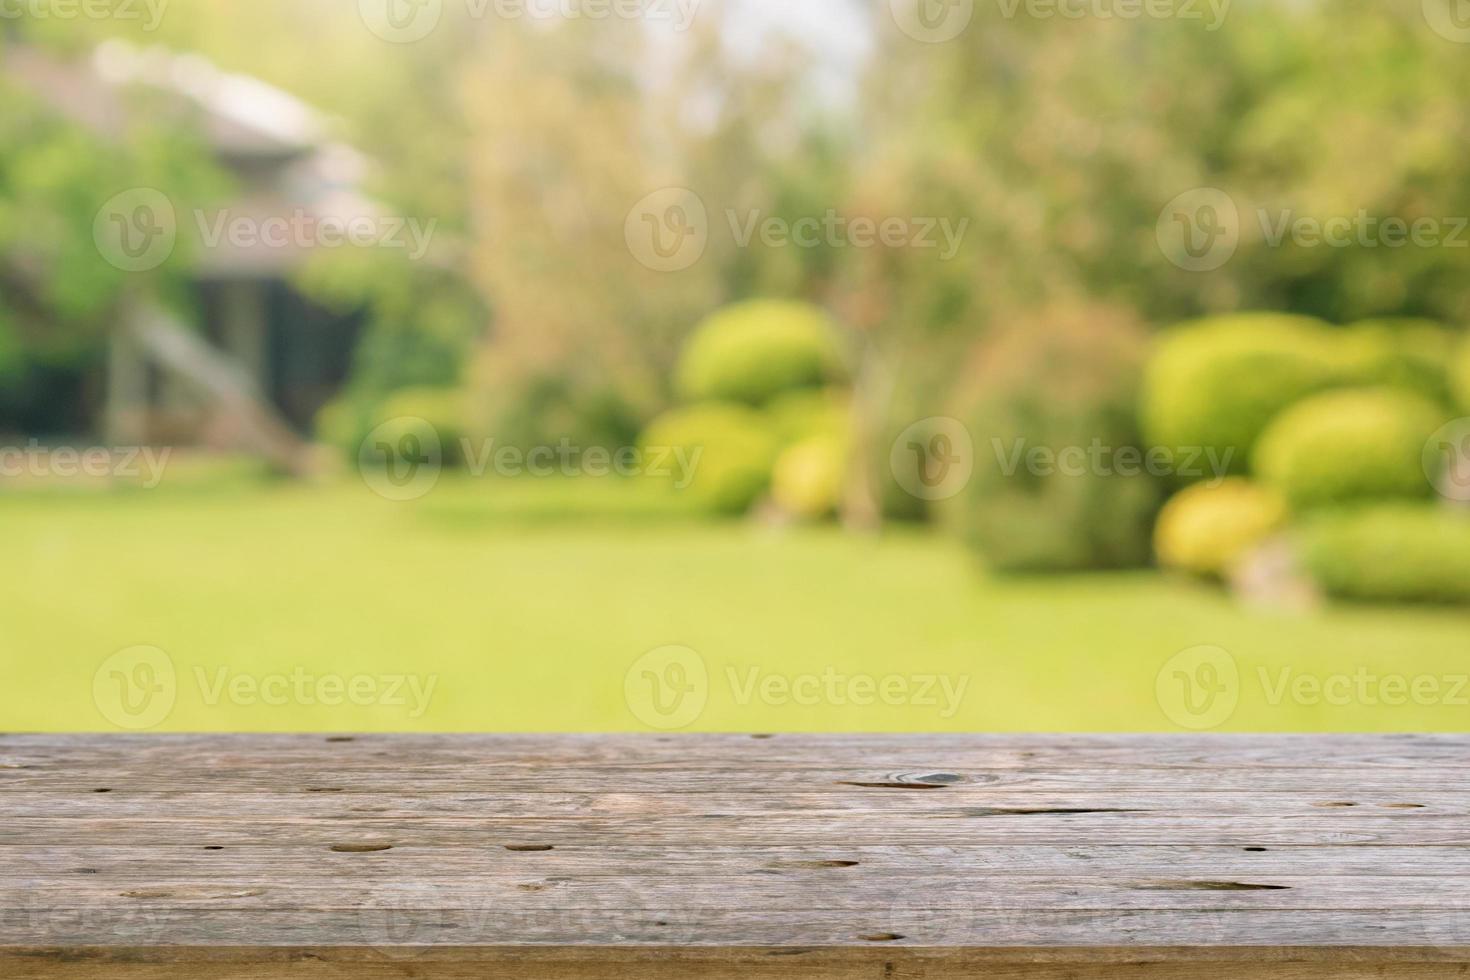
<box><xmin>2</xmin><ymin>0</ymin><xmax>1469</xmax><ymax>732</ymax></box>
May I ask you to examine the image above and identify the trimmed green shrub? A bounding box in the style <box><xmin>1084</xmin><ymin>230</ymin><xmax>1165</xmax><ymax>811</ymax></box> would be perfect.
<box><xmin>771</xmin><ymin>435</ymin><xmax>847</xmax><ymax>520</ymax></box>
<box><xmin>950</xmin><ymin>305</ymin><xmax>1162</xmax><ymax>572</ymax></box>
<box><xmin>317</xmin><ymin>386</ymin><xmax>470</xmax><ymax>466</ymax></box>
<box><xmin>1253</xmin><ymin>387</ymin><xmax>1446</xmax><ymax>511</ymax></box>
<box><xmin>1298</xmin><ymin>506</ymin><xmax>1470</xmax><ymax>604</ymax></box>
<box><xmin>1141</xmin><ymin>314</ymin><xmax>1336</xmax><ymax>478</ymax></box>
<box><xmin>639</xmin><ymin>403</ymin><xmax>779</xmax><ymax>515</ymax></box>
<box><xmin>1154</xmin><ymin>478</ymin><xmax>1287</xmax><ymax>578</ymax></box>
<box><xmin>377</xmin><ymin>387</ymin><xmax>470</xmax><ymax>466</ymax></box>
<box><xmin>766</xmin><ymin>387</ymin><xmax>850</xmax><ymax>447</ymax></box>
<box><xmin>1337</xmin><ymin>318</ymin><xmax>1458</xmax><ymax>407</ymax></box>
<box><xmin>1454</xmin><ymin>334</ymin><xmax>1470</xmax><ymax>413</ymax></box>
<box><xmin>675</xmin><ymin>300</ymin><xmax>846</xmax><ymax>406</ymax></box>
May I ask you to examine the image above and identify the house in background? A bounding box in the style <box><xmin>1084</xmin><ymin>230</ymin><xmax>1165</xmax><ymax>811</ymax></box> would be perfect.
<box><xmin>6</xmin><ymin>40</ymin><xmax>375</xmax><ymax>467</ymax></box>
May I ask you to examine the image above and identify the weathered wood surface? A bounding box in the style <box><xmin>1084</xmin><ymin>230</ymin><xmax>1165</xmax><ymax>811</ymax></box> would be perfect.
<box><xmin>2</xmin><ymin>734</ymin><xmax>1468</xmax><ymax>979</ymax></box>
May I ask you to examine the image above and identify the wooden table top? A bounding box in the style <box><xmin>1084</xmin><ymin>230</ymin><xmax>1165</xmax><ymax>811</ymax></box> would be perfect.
<box><xmin>2</xmin><ymin>733</ymin><xmax>1468</xmax><ymax>979</ymax></box>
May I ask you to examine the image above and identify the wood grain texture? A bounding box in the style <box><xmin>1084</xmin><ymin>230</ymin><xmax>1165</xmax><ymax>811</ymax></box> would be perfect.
<box><xmin>2</xmin><ymin>734</ymin><xmax>1468</xmax><ymax>979</ymax></box>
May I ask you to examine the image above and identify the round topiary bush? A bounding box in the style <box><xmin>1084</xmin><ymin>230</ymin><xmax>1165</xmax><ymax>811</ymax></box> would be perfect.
<box><xmin>1453</xmin><ymin>334</ymin><xmax>1470</xmax><ymax>413</ymax></box>
<box><xmin>771</xmin><ymin>435</ymin><xmax>847</xmax><ymax>520</ymax></box>
<box><xmin>377</xmin><ymin>386</ymin><xmax>470</xmax><ymax>466</ymax></box>
<box><xmin>949</xmin><ymin>304</ymin><xmax>1162</xmax><ymax>573</ymax></box>
<box><xmin>639</xmin><ymin>403</ymin><xmax>779</xmax><ymax>515</ymax></box>
<box><xmin>675</xmin><ymin>300</ymin><xmax>846</xmax><ymax>406</ymax></box>
<box><xmin>1140</xmin><ymin>314</ymin><xmax>1337</xmax><ymax>478</ymax></box>
<box><xmin>1297</xmin><ymin>505</ymin><xmax>1470</xmax><ymax>604</ymax></box>
<box><xmin>1337</xmin><ymin>318</ymin><xmax>1458</xmax><ymax>407</ymax></box>
<box><xmin>766</xmin><ymin>388</ymin><xmax>850</xmax><ymax>448</ymax></box>
<box><xmin>1154</xmin><ymin>478</ymin><xmax>1287</xmax><ymax>578</ymax></box>
<box><xmin>1253</xmin><ymin>387</ymin><xmax>1446</xmax><ymax>511</ymax></box>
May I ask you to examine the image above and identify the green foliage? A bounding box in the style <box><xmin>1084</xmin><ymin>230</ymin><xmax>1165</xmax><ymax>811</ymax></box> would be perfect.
<box><xmin>1141</xmin><ymin>314</ymin><xmax>1337</xmax><ymax>478</ymax></box>
<box><xmin>1298</xmin><ymin>506</ymin><xmax>1470</xmax><ymax>605</ymax></box>
<box><xmin>640</xmin><ymin>403</ymin><xmax>779</xmax><ymax>516</ymax></box>
<box><xmin>316</xmin><ymin>386</ymin><xmax>468</xmax><ymax>466</ymax></box>
<box><xmin>1154</xmin><ymin>478</ymin><xmax>1287</xmax><ymax>579</ymax></box>
<box><xmin>1253</xmin><ymin>388</ymin><xmax>1447</xmax><ymax>511</ymax></box>
<box><xmin>1454</xmin><ymin>335</ymin><xmax>1470</xmax><ymax>414</ymax></box>
<box><xmin>675</xmin><ymin>300</ymin><xmax>846</xmax><ymax>407</ymax></box>
<box><xmin>771</xmin><ymin>435</ymin><xmax>846</xmax><ymax>521</ymax></box>
<box><xmin>462</xmin><ymin>352</ymin><xmax>644</xmax><ymax>459</ymax></box>
<box><xmin>378</xmin><ymin>387</ymin><xmax>469</xmax><ymax>466</ymax></box>
<box><xmin>1336</xmin><ymin>319</ymin><xmax>1459</xmax><ymax>407</ymax></box>
<box><xmin>951</xmin><ymin>305</ymin><xmax>1162</xmax><ymax>573</ymax></box>
<box><xmin>766</xmin><ymin>388</ymin><xmax>850</xmax><ymax>447</ymax></box>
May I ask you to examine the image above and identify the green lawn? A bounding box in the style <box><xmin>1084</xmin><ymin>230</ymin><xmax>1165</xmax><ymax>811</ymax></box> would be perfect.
<box><xmin>3</xmin><ymin>476</ymin><xmax>1467</xmax><ymax>732</ymax></box>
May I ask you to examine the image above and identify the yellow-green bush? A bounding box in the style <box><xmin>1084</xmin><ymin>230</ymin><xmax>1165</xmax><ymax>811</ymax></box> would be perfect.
<box><xmin>766</xmin><ymin>387</ymin><xmax>850</xmax><ymax>447</ymax></box>
<box><xmin>1140</xmin><ymin>314</ymin><xmax>1336</xmax><ymax>478</ymax></box>
<box><xmin>639</xmin><ymin>403</ymin><xmax>779</xmax><ymax>515</ymax></box>
<box><xmin>1298</xmin><ymin>506</ymin><xmax>1470</xmax><ymax>604</ymax></box>
<box><xmin>1253</xmin><ymin>388</ymin><xmax>1446</xmax><ymax>511</ymax></box>
<box><xmin>316</xmin><ymin>386</ymin><xmax>468</xmax><ymax>466</ymax></box>
<box><xmin>771</xmin><ymin>435</ymin><xmax>847</xmax><ymax>520</ymax></box>
<box><xmin>377</xmin><ymin>387</ymin><xmax>470</xmax><ymax>466</ymax></box>
<box><xmin>1337</xmin><ymin>319</ymin><xmax>1458</xmax><ymax>407</ymax></box>
<box><xmin>1154</xmin><ymin>478</ymin><xmax>1287</xmax><ymax>578</ymax></box>
<box><xmin>675</xmin><ymin>300</ymin><xmax>846</xmax><ymax>406</ymax></box>
<box><xmin>1454</xmin><ymin>334</ymin><xmax>1470</xmax><ymax>413</ymax></box>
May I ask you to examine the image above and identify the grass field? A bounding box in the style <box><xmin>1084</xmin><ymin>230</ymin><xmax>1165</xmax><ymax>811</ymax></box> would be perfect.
<box><xmin>3</xmin><ymin>476</ymin><xmax>1467</xmax><ymax>732</ymax></box>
